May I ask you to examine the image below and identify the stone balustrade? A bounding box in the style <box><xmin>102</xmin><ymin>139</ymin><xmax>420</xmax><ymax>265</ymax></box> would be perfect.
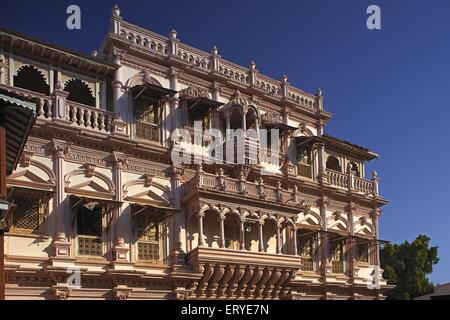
<box><xmin>324</xmin><ymin>169</ymin><xmax>379</xmax><ymax>196</ymax></box>
<box><xmin>114</xmin><ymin>20</ymin><xmax>318</xmax><ymax>108</ymax></box>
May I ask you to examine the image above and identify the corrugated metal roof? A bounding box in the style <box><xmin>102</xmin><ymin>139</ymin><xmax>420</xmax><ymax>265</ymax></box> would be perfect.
<box><xmin>0</xmin><ymin>92</ymin><xmax>37</xmax><ymax>175</ymax></box>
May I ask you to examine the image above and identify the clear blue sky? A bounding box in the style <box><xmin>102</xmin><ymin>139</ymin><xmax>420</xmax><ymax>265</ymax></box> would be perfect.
<box><xmin>1</xmin><ymin>0</ymin><xmax>448</xmax><ymax>283</ymax></box>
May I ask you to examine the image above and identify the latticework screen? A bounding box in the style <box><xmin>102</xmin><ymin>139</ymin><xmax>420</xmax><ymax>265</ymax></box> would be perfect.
<box><xmin>12</xmin><ymin>195</ymin><xmax>46</xmax><ymax>231</ymax></box>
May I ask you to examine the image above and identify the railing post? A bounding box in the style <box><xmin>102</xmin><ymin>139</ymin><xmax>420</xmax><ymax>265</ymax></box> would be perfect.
<box><xmin>347</xmin><ymin>163</ymin><xmax>354</xmax><ymax>191</ymax></box>
<box><xmin>281</xmin><ymin>74</ymin><xmax>289</xmax><ymax>98</ymax></box>
<box><xmin>52</xmin><ymin>82</ymin><xmax>69</xmax><ymax>121</ymax></box>
<box><xmin>168</xmin><ymin>29</ymin><xmax>179</xmax><ymax>56</ymax></box>
<box><xmin>249</xmin><ymin>61</ymin><xmax>257</xmax><ymax>87</ymax></box>
<box><xmin>211</xmin><ymin>46</ymin><xmax>220</xmax><ymax>72</ymax></box>
<box><xmin>372</xmin><ymin>170</ymin><xmax>379</xmax><ymax>196</ymax></box>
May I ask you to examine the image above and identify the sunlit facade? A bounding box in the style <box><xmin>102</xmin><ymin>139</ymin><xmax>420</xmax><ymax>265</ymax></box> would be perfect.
<box><xmin>0</xmin><ymin>5</ymin><xmax>389</xmax><ymax>299</ymax></box>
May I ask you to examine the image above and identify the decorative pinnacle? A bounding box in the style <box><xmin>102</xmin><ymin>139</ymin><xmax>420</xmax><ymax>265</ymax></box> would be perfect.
<box><xmin>316</xmin><ymin>88</ymin><xmax>323</xmax><ymax>97</ymax></box>
<box><xmin>170</xmin><ymin>29</ymin><xmax>178</xmax><ymax>39</ymax></box>
<box><xmin>112</xmin><ymin>4</ymin><xmax>121</xmax><ymax>17</ymax></box>
<box><xmin>282</xmin><ymin>74</ymin><xmax>288</xmax><ymax>83</ymax></box>
<box><xmin>249</xmin><ymin>61</ymin><xmax>256</xmax><ymax>70</ymax></box>
<box><xmin>212</xmin><ymin>45</ymin><xmax>218</xmax><ymax>55</ymax></box>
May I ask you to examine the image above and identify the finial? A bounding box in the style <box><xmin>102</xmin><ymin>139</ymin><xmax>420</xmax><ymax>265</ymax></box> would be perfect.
<box><xmin>91</xmin><ymin>50</ymin><xmax>98</xmax><ymax>57</ymax></box>
<box><xmin>372</xmin><ymin>170</ymin><xmax>378</xmax><ymax>179</ymax></box>
<box><xmin>316</xmin><ymin>88</ymin><xmax>323</xmax><ymax>97</ymax></box>
<box><xmin>282</xmin><ymin>74</ymin><xmax>288</xmax><ymax>83</ymax></box>
<box><xmin>212</xmin><ymin>45</ymin><xmax>218</xmax><ymax>55</ymax></box>
<box><xmin>249</xmin><ymin>61</ymin><xmax>256</xmax><ymax>70</ymax></box>
<box><xmin>170</xmin><ymin>29</ymin><xmax>178</xmax><ymax>39</ymax></box>
<box><xmin>112</xmin><ymin>4</ymin><xmax>121</xmax><ymax>17</ymax></box>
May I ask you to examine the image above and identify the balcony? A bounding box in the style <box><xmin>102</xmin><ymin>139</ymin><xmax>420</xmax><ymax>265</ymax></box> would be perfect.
<box><xmin>324</xmin><ymin>169</ymin><xmax>379</xmax><ymax>196</ymax></box>
<box><xmin>0</xmin><ymin>83</ymin><xmax>115</xmax><ymax>134</ymax></box>
<box><xmin>184</xmin><ymin>166</ymin><xmax>302</xmax><ymax>209</ymax></box>
<box><xmin>186</xmin><ymin>246</ymin><xmax>301</xmax><ymax>299</ymax></box>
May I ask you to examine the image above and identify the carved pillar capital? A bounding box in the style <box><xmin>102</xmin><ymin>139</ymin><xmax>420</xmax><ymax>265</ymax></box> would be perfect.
<box><xmin>50</xmin><ymin>139</ymin><xmax>71</xmax><ymax>159</ymax></box>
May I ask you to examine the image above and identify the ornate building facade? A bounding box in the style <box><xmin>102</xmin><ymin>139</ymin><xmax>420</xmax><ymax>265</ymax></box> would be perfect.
<box><xmin>0</xmin><ymin>5</ymin><xmax>390</xmax><ymax>300</ymax></box>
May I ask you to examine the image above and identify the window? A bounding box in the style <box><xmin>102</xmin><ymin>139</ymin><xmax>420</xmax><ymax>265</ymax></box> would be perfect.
<box><xmin>326</xmin><ymin>155</ymin><xmax>342</xmax><ymax>172</ymax></box>
<box><xmin>77</xmin><ymin>203</ymin><xmax>103</xmax><ymax>257</ymax></box>
<box><xmin>224</xmin><ymin>221</ymin><xmax>240</xmax><ymax>250</ymax></box>
<box><xmin>357</xmin><ymin>242</ymin><xmax>370</xmax><ymax>263</ymax></box>
<box><xmin>329</xmin><ymin>237</ymin><xmax>344</xmax><ymax>273</ymax></box>
<box><xmin>349</xmin><ymin>161</ymin><xmax>361</xmax><ymax>177</ymax></box>
<box><xmin>14</xmin><ymin>65</ymin><xmax>50</xmax><ymax>95</ymax></box>
<box><xmin>134</xmin><ymin>95</ymin><xmax>160</xmax><ymax>142</ymax></box>
<box><xmin>10</xmin><ymin>194</ymin><xmax>47</xmax><ymax>232</ymax></box>
<box><xmin>64</xmin><ymin>79</ymin><xmax>96</xmax><ymax>107</ymax></box>
<box><xmin>135</xmin><ymin>214</ymin><xmax>161</xmax><ymax>262</ymax></box>
<box><xmin>298</xmin><ymin>233</ymin><xmax>316</xmax><ymax>271</ymax></box>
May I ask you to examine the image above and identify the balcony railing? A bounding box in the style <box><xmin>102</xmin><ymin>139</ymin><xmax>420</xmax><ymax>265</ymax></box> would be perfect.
<box><xmin>185</xmin><ymin>168</ymin><xmax>301</xmax><ymax>207</ymax></box>
<box><xmin>137</xmin><ymin>240</ymin><xmax>160</xmax><ymax>262</ymax></box>
<box><xmin>331</xmin><ymin>260</ymin><xmax>344</xmax><ymax>274</ymax></box>
<box><xmin>186</xmin><ymin>246</ymin><xmax>301</xmax><ymax>299</ymax></box>
<box><xmin>67</xmin><ymin>101</ymin><xmax>114</xmax><ymax>133</ymax></box>
<box><xmin>324</xmin><ymin>169</ymin><xmax>378</xmax><ymax>196</ymax></box>
<box><xmin>78</xmin><ymin>235</ymin><xmax>103</xmax><ymax>257</ymax></box>
<box><xmin>114</xmin><ymin>19</ymin><xmax>318</xmax><ymax>110</ymax></box>
<box><xmin>0</xmin><ymin>84</ymin><xmax>115</xmax><ymax>134</ymax></box>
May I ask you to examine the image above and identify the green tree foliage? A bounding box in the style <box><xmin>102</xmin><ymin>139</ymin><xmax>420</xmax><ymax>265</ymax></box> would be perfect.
<box><xmin>380</xmin><ymin>235</ymin><xmax>439</xmax><ymax>300</ymax></box>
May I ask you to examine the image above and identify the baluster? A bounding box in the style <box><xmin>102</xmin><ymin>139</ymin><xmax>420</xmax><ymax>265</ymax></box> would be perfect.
<box><xmin>71</xmin><ymin>106</ymin><xmax>78</xmax><ymax>125</ymax></box>
<box><xmin>85</xmin><ymin>109</ymin><xmax>91</xmax><ymax>128</ymax></box>
<box><xmin>37</xmin><ymin>99</ymin><xmax>44</xmax><ymax>117</ymax></box>
<box><xmin>78</xmin><ymin>107</ymin><xmax>85</xmax><ymax>126</ymax></box>
<box><xmin>47</xmin><ymin>100</ymin><xmax>53</xmax><ymax>118</ymax></box>
<box><xmin>92</xmin><ymin>111</ymin><xmax>99</xmax><ymax>130</ymax></box>
<box><xmin>99</xmin><ymin>113</ymin><xmax>105</xmax><ymax>131</ymax></box>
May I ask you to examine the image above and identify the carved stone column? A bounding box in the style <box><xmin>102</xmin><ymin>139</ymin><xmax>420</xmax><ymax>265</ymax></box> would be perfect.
<box><xmin>293</xmin><ymin>226</ymin><xmax>298</xmax><ymax>256</ymax></box>
<box><xmin>318</xmin><ymin>196</ymin><xmax>331</xmax><ymax>275</ymax></box>
<box><xmin>239</xmin><ymin>217</ymin><xmax>245</xmax><ymax>251</ymax></box>
<box><xmin>275</xmin><ymin>221</ymin><xmax>281</xmax><ymax>254</ymax></box>
<box><xmin>219</xmin><ymin>212</ymin><xmax>226</xmax><ymax>249</ymax></box>
<box><xmin>170</xmin><ymin>166</ymin><xmax>185</xmax><ymax>264</ymax></box>
<box><xmin>50</xmin><ymin>139</ymin><xmax>71</xmax><ymax>260</ymax></box>
<box><xmin>111</xmin><ymin>151</ymin><xmax>128</xmax><ymax>263</ymax></box>
<box><xmin>258</xmin><ymin>219</ymin><xmax>264</xmax><ymax>252</ymax></box>
<box><xmin>198</xmin><ymin>212</ymin><xmax>206</xmax><ymax>247</ymax></box>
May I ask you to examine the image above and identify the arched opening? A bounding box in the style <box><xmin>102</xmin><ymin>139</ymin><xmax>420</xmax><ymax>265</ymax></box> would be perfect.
<box><xmin>349</xmin><ymin>161</ymin><xmax>360</xmax><ymax>177</ymax></box>
<box><xmin>262</xmin><ymin>219</ymin><xmax>277</xmax><ymax>253</ymax></box>
<box><xmin>64</xmin><ymin>79</ymin><xmax>96</xmax><ymax>107</ymax></box>
<box><xmin>229</xmin><ymin>107</ymin><xmax>243</xmax><ymax>130</ymax></box>
<box><xmin>187</xmin><ymin>215</ymin><xmax>199</xmax><ymax>252</ymax></box>
<box><xmin>326</xmin><ymin>155</ymin><xmax>342</xmax><ymax>172</ymax></box>
<box><xmin>244</xmin><ymin>215</ymin><xmax>260</xmax><ymax>252</ymax></box>
<box><xmin>224</xmin><ymin>213</ymin><xmax>240</xmax><ymax>250</ymax></box>
<box><xmin>202</xmin><ymin>210</ymin><xmax>221</xmax><ymax>248</ymax></box>
<box><xmin>245</xmin><ymin>107</ymin><xmax>258</xmax><ymax>130</ymax></box>
<box><xmin>14</xmin><ymin>65</ymin><xmax>50</xmax><ymax>95</ymax></box>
